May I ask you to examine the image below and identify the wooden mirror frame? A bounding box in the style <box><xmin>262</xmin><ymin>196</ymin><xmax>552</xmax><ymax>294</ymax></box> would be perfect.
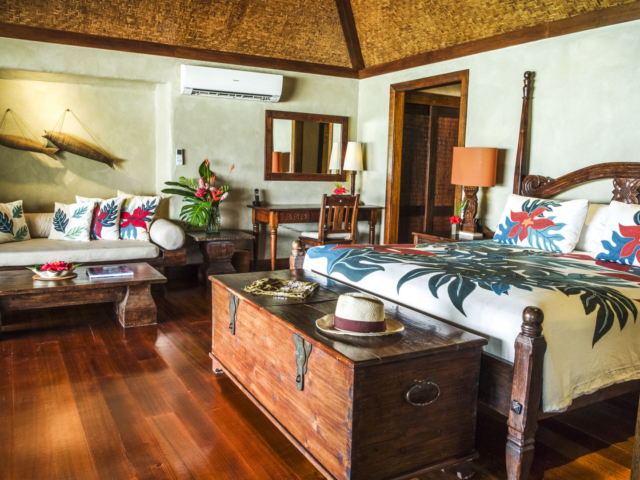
<box><xmin>265</xmin><ymin>110</ymin><xmax>349</xmax><ymax>181</ymax></box>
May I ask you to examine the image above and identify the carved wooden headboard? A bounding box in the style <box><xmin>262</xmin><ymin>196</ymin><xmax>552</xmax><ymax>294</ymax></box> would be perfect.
<box><xmin>512</xmin><ymin>71</ymin><xmax>640</xmax><ymax>204</ymax></box>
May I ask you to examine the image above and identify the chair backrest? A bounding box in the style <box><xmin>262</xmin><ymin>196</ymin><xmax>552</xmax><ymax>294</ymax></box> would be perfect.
<box><xmin>318</xmin><ymin>194</ymin><xmax>360</xmax><ymax>243</ymax></box>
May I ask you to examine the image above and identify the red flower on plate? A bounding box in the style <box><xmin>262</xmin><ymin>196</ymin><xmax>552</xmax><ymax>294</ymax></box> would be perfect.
<box><xmin>121</xmin><ymin>207</ymin><xmax>151</xmax><ymax>231</ymax></box>
<box><xmin>618</xmin><ymin>223</ymin><xmax>640</xmax><ymax>261</ymax></box>
<box><xmin>509</xmin><ymin>207</ymin><xmax>556</xmax><ymax>242</ymax></box>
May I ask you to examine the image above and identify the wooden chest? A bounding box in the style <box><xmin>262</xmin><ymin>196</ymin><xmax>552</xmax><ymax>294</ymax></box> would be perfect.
<box><xmin>210</xmin><ymin>270</ymin><xmax>487</xmax><ymax>480</ymax></box>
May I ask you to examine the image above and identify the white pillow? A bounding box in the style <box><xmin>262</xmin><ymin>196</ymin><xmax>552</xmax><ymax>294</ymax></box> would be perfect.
<box><xmin>493</xmin><ymin>194</ymin><xmax>589</xmax><ymax>253</ymax></box>
<box><xmin>117</xmin><ymin>190</ymin><xmax>161</xmax><ymax>242</ymax></box>
<box><xmin>0</xmin><ymin>200</ymin><xmax>31</xmax><ymax>244</ymax></box>
<box><xmin>575</xmin><ymin>204</ymin><xmax>609</xmax><ymax>253</ymax></box>
<box><xmin>48</xmin><ymin>202</ymin><xmax>94</xmax><ymax>242</ymax></box>
<box><xmin>595</xmin><ymin>201</ymin><xmax>640</xmax><ymax>266</ymax></box>
<box><xmin>76</xmin><ymin>196</ymin><xmax>123</xmax><ymax>241</ymax></box>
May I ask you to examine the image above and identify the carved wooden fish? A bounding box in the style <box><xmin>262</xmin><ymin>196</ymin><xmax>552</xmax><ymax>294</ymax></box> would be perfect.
<box><xmin>0</xmin><ymin>134</ymin><xmax>58</xmax><ymax>159</ymax></box>
<box><xmin>43</xmin><ymin>131</ymin><xmax>117</xmax><ymax>169</ymax></box>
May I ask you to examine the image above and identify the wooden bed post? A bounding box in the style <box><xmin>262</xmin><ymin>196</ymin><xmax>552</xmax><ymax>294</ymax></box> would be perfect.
<box><xmin>513</xmin><ymin>72</ymin><xmax>534</xmax><ymax>196</ymax></box>
<box><xmin>506</xmin><ymin>307</ymin><xmax>546</xmax><ymax>480</ymax></box>
<box><xmin>290</xmin><ymin>240</ymin><xmax>305</xmax><ymax>270</ymax></box>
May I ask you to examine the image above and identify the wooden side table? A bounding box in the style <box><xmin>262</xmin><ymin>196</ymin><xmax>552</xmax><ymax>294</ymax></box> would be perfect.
<box><xmin>413</xmin><ymin>229</ymin><xmax>493</xmax><ymax>244</ymax></box>
<box><xmin>186</xmin><ymin>230</ymin><xmax>255</xmax><ymax>284</ymax></box>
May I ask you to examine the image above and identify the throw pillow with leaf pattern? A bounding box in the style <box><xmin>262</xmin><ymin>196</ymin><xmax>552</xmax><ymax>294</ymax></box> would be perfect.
<box><xmin>117</xmin><ymin>191</ymin><xmax>161</xmax><ymax>242</ymax></box>
<box><xmin>76</xmin><ymin>196</ymin><xmax>123</xmax><ymax>241</ymax></box>
<box><xmin>0</xmin><ymin>200</ymin><xmax>31</xmax><ymax>244</ymax></box>
<box><xmin>48</xmin><ymin>202</ymin><xmax>94</xmax><ymax>242</ymax></box>
<box><xmin>493</xmin><ymin>194</ymin><xmax>589</xmax><ymax>253</ymax></box>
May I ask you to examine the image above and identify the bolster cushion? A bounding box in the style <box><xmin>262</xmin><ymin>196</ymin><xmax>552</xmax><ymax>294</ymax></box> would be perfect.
<box><xmin>149</xmin><ymin>219</ymin><xmax>185</xmax><ymax>250</ymax></box>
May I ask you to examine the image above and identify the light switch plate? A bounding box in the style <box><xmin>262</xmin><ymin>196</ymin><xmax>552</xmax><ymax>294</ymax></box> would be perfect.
<box><xmin>176</xmin><ymin>149</ymin><xmax>184</xmax><ymax>165</ymax></box>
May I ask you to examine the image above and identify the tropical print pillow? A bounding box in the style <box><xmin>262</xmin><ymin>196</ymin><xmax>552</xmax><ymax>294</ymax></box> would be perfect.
<box><xmin>76</xmin><ymin>196</ymin><xmax>123</xmax><ymax>241</ymax></box>
<box><xmin>595</xmin><ymin>201</ymin><xmax>640</xmax><ymax>266</ymax></box>
<box><xmin>493</xmin><ymin>194</ymin><xmax>589</xmax><ymax>253</ymax></box>
<box><xmin>48</xmin><ymin>202</ymin><xmax>94</xmax><ymax>242</ymax></box>
<box><xmin>0</xmin><ymin>200</ymin><xmax>31</xmax><ymax>244</ymax></box>
<box><xmin>117</xmin><ymin>191</ymin><xmax>161</xmax><ymax>242</ymax></box>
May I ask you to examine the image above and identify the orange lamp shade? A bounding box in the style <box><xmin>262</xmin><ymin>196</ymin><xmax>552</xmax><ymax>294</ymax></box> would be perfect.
<box><xmin>451</xmin><ymin>147</ymin><xmax>498</xmax><ymax>187</ymax></box>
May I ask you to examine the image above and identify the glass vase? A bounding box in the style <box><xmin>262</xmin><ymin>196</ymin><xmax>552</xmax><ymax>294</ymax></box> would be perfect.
<box><xmin>205</xmin><ymin>207</ymin><xmax>221</xmax><ymax>234</ymax></box>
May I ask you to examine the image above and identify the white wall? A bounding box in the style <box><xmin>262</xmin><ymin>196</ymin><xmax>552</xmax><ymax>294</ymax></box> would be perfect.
<box><xmin>0</xmin><ymin>38</ymin><xmax>359</xmax><ymax>259</ymax></box>
<box><xmin>357</xmin><ymin>20</ymin><xmax>640</xmax><ymax>238</ymax></box>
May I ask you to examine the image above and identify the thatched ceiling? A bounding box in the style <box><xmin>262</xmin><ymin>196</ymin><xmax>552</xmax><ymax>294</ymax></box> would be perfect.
<box><xmin>0</xmin><ymin>0</ymin><xmax>638</xmax><ymax>74</ymax></box>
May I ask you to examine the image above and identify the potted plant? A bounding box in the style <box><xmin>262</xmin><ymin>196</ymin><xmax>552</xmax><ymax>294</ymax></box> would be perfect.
<box><xmin>28</xmin><ymin>260</ymin><xmax>81</xmax><ymax>278</ymax></box>
<box><xmin>450</xmin><ymin>198</ymin><xmax>467</xmax><ymax>235</ymax></box>
<box><xmin>162</xmin><ymin>159</ymin><xmax>234</xmax><ymax>234</ymax></box>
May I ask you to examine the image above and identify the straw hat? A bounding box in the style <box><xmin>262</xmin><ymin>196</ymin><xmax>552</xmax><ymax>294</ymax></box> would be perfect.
<box><xmin>316</xmin><ymin>293</ymin><xmax>404</xmax><ymax>336</ymax></box>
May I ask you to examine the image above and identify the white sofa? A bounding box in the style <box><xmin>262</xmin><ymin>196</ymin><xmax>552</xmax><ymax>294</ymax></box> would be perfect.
<box><xmin>0</xmin><ymin>213</ymin><xmax>186</xmax><ymax>269</ymax></box>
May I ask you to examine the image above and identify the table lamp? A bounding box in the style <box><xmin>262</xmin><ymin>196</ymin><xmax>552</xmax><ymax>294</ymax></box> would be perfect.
<box><xmin>451</xmin><ymin>147</ymin><xmax>498</xmax><ymax>239</ymax></box>
<box><xmin>344</xmin><ymin>142</ymin><xmax>363</xmax><ymax>195</ymax></box>
<box><xmin>328</xmin><ymin>143</ymin><xmax>341</xmax><ymax>173</ymax></box>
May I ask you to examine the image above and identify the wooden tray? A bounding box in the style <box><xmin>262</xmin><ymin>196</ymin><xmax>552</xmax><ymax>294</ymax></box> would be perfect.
<box><xmin>32</xmin><ymin>273</ymin><xmax>78</xmax><ymax>281</ymax></box>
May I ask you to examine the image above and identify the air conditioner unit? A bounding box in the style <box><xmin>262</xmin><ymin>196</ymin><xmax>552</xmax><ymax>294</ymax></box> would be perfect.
<box><xmin>180</xmin><ymin>65</ymin><xmax>283</xmax><ymax>102</ymax></box>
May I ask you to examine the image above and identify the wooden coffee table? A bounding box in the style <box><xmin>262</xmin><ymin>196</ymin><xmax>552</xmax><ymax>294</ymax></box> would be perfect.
<box><xmin>210</xmin><ymin>269</ymin><xmax>487</xmax><ymax>480</ymax></box>
<box><xmin>0</xmin><ymin>263</ymin><xmax>166</xmax><ymax>332</ymax></box>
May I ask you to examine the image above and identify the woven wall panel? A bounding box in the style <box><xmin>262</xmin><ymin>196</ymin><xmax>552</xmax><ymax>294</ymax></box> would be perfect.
<box><xmin>0</xmin><ymin>0</ymin><xmax>352</xmax><ymax>67</ymax></box>
<box><xmin>351</xmin><ymin>0</ymin><xmax>637</xmax><ymax>65</ymax></box>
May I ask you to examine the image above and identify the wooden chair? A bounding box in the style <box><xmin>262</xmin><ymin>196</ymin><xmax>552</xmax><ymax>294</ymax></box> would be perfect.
<box><xmin>299</xmin><ymin>194</ymin><xmax>360</xmax><ymax>250</ymax></box>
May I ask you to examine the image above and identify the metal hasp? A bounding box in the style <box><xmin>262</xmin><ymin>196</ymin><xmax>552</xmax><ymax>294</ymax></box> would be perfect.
<box><xmin>294</xmin><ymin>332</ymin><xmax>312</xmax><ymax>391</ymax></box>
<box><xmin>228</xmin><ymin>292</ymin><xmax>239</xmax><ymax>335</ymax></box>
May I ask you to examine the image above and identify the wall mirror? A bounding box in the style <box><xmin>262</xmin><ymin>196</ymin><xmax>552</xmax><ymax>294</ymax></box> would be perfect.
<box><xmin>265</xmin><ymin>110</ymin><xmax>348</xmax><ymax>181</ymax></box>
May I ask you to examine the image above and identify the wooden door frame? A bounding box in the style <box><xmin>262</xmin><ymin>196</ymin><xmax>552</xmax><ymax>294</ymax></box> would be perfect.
<box><xmin>384</xmin><ymin>70</ymin><xmax>469</xmax><ymax>244</ymax></box>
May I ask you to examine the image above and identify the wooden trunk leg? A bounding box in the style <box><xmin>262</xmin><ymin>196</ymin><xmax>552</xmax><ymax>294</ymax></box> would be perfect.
<box><xmin>210</xmin><ymin>352</ymin><xmax>225</xmax><ymax>375</ymax></box>
<box><xmin>506</xmin><ymin>307</ymin><xmax>546</xmax><ymax>480</ymax></box>
<box><xmin>116</xmin><ymin>283</ymin><xmax>157</xmax><ymax>328</ymax></box>
<box><xmin>632</xmin><ymin>396</ymin><xmax>640</xmax><ymax>480</ymax></box>
<box><xmin>198</xmin><ymin>241</ymin><xmax>235</xmax><ymax>284</ymax></box>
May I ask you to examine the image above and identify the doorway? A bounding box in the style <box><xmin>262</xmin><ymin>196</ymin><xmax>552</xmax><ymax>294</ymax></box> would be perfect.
<box><xmin>384</xmin><ymin>70</ymin><xmax>469</xmax><ymax>244</ymax></box>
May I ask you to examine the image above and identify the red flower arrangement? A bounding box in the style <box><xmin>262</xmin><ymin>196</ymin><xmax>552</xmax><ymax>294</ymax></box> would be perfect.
<box><xmin>40</xmin><ymin>260</ymin><xmax>77</xmax><ymax>271</ymax></box>
<box><xmin>333</xmin><ymin>182</ymin><xmax>349</xmax><ymax>195</ymax></box>
<box><xmin>450</xmin><ymin>198</ymin><xmax>468</xmax><ymax>225</ymax></box>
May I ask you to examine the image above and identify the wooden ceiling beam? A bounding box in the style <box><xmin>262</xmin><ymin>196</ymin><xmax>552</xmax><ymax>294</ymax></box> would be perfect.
<box><xmin>359</xmin><ymin>1</ymin><xmax>640</xmax><ymax>79</ymax></box>
<box><xmin>334</xmin><ymin>0</ymin><xmax>365</xmax><ymax>70</ymax></box>
<box><xmin>0</xmin><ymin>23</ymin><xmax>360</xmax><ymax>79</ymax></box>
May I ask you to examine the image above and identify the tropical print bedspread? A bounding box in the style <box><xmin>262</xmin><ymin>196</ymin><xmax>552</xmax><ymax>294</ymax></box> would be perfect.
<box><xmin>304</xmin><ymin>241</ymin><xmax>640</xmax><ymax>412</ymax></box>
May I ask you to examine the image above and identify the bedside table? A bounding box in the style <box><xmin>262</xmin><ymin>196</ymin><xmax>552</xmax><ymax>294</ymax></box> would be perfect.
<box><xmin>413</xmin><ymin>230</ymin><xmax>492</xmax><ymax>244</ymax></box>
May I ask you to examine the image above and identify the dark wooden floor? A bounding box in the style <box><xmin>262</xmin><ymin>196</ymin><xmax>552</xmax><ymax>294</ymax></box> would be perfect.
<box><xmin>0</xmin><ymin>282</ymin><xmax>636</xmax><ymax>480</ymax></box>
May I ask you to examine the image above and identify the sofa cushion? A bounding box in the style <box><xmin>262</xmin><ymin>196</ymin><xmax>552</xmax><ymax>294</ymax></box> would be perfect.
<box><xmin>149</xmin><ymin>219</ymin><xmax>185</xmax><ymax>250</ymax></box>
<box><xmin>25</xmin><ymin>213</ymin><xmax>53</xmax><ymax>238</ymax></box>
<box><xmin>0</xmin><ymin>200</ymin><xmax>30</xmax><ymax>244</ymax></box>
<box><xmin>118</xmin><ymin>191</ymin><xmax>161</xmax><ymax>242</ymax></box>
<box><xmin>0</xmin><ymin>238</ymin><xmax>159</xmax><ymax>267</ymax></box>
<box><xmin>76</xmin><ymin>196</ymin><xmax>124</xmax><ymax>241</ymax></box>
<box><xmin>48</xmin><ymin>202</ymin><xmax>94</xmax><ymax>242</ymax></box>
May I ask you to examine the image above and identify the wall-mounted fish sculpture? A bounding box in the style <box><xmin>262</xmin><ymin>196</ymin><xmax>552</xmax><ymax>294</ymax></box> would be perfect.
<box><xmin>0</xmin><ymin>133</ymin><xmax>59</xmax><ymax>159</ymax></box>
<box><xmin>43</xmin><ymin>131</ymin><xmax>117</xmax><ymax>169</ymax></box>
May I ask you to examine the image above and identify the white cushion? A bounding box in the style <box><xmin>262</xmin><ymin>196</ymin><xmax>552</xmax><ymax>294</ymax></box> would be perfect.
<box><xmin>0</xmin><ymin>238</ymin><xmax>158</xmax><ymax>267</ymax></box>
<box><xmin>117</xmin><ymin>190</ymin><xmax>161</xmax><ymax>242</ymax></box>
<box><xmin>48</xmin><ymin>202</ymin><xmax>94</xmax><ymax>242</ymax></box>
<box><xmin>301</xmin><ymin>231</ymin><xmax>351</xmax><ymax>240</ymax></box>
<box><xmin>0</xmin><ymin>200</ymin><xmax>30</xmax><ymax>244</ymax></box>
<box><xmin>25</xmin><ymin>213</ymin><xmax>53</xmax><ymax>238</ymax></box>
<box><xmin>575</xmin><ymin>204</ymin><xmax>609</xmax><ymax>253</ymax></box>
<box><xmin>493</xmin><ymin>194</ymin><xmax>589</xmax><ymax>253</ymax></box>
<box><xmin>76</xmin><ymin>196</ymin><xmax>124</xmax><ymax>241</ymax></box>
<box><xmin>595</xmin><ymin>201</ymin><xmax>640</xmax><ymax>266</ymax></box>
<box><xmin>149</xmin><ymin>219</ymin><xmax>185</xmax><ymax>250</ymax></box>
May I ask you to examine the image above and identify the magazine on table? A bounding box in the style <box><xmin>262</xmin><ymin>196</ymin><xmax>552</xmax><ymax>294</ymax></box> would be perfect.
<box><xmin>86</xmin><ymin>266</ymin><xmax>134</xmax><ymax>280</ymax></box>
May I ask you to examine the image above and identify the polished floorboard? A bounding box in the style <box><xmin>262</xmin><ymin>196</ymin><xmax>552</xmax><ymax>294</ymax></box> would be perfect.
<box><xmin>0</xmin><ymin>282</ymin><xmax>636</xmax><ymax>480</ymax></box>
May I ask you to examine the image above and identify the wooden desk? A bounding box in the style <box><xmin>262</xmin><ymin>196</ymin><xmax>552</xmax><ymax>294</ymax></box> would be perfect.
<box><xmin>248</xmin><ymin>204</ymin><xmax>383</xmax><ymax>271</ymax></box>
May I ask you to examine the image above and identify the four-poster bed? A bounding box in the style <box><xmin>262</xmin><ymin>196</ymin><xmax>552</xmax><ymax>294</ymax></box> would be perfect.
<box><xmin>293</xmin><ymin>71</ymin><xmax>640</xmax><ymax>479</ymax></box>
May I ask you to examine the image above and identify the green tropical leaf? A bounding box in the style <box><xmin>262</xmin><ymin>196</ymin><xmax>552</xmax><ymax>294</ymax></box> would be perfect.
<box><xmin>161</xmin><ymin>188</ymin><xmax>196</xmax><ymax>198</ymax></box>
<box><xmin>64</xmin><ymin>226</ymin><xmax>84</xmax><ymax>240</ymax></box>
<box><xmin>0</xmin><ymin>212</ymin><xmax>13</xmax><ymax>235</ymax></box>
<box><xmin>13</xmin><ymin>225</ymin><xmax>28</xmax><ymax>241</ymax></box>
<box><xmin>178</xmin><ymin>176</ymin><xmax>198</xmax><ymax>190</ymax></box>
<box><xmin>11</xmin><ymin>204</ymin><xmax>23</xmax><ymax>219</ymax></box>
<box><xmin>179</xmin><ymin>202</ymin><xmax>210</xmax><ymax>227</ymax></box>
<box><xmin>71</xmin><ymin>205</ymin><xmax>89</xmax><ymax>219</ymax></box>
